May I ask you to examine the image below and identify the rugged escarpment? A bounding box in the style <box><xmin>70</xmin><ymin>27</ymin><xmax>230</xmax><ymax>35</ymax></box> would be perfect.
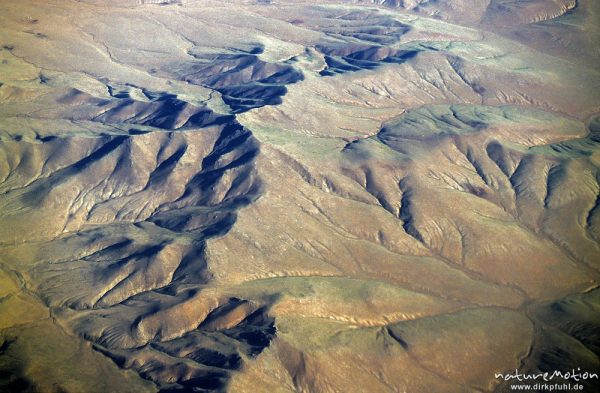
<box><xmin>0</xmin><ymin>87</ymin><xmax>270</xmax><ymax>390</ymax></box>
<box><xmin>1</xmin><ymin>1</ymin><xmax>599</xmax><ymax>392</ymax></box>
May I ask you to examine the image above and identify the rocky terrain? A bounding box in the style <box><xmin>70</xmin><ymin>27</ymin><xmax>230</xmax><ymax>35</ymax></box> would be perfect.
<box><xmin>1</xmin><ymin>0</ymin><xmax>599</xmax><ymax>392</ymax></box>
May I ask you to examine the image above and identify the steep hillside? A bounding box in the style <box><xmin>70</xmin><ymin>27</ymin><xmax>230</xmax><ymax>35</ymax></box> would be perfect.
<box><xmin>1</xmin><ymin>0</ymin><xmax>599</xmax><ymax>392</ymax></box>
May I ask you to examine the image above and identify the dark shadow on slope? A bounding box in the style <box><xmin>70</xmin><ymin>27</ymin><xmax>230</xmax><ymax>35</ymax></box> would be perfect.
<box><xmin>3</xmin><ymin>108</ymin><xmax>268</xmax><ymax>392</ymax></box>
<box><xmin>0</xmin><ymin>338</ymin><xmax>36</xmax><ymax>393</ymax></box>
<box><xmin>175</xmin><ymin>49</ymin><xmax>303</xmax><ymax>113</ymax></box>
<box><xmin>20</xmin><ymin>135</ymin><xmax>128</xmax><ymax>207</ymax></box>
<box><xmin>101</xmin><ymin>304</ymin><xmax>278</xmax><ymax>392</ymax></box>
<box><xmin>59</xmin><ymin>88</ymin><xmax>233</xmax><ymax>131</ymax></box>
<box><xmin>317</xmin><ymin>43</ymin><xmax>421</xmax><ymax>76</ymax></box>
<box><xmin>497</xmin><ymin>289</ymin><xmax>600</xmax><ymax>392</ymax></box>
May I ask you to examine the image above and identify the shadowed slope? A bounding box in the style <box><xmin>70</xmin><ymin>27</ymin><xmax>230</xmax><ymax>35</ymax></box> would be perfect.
<box><xmin>0</xmin><ymin>88</ymin><xmax>271</xmax><ymax>390</ymax></box>
<box><xmin>1</xmin><ymin>0</ymin><xmax>599</xmax><ymax>392</ymax></box>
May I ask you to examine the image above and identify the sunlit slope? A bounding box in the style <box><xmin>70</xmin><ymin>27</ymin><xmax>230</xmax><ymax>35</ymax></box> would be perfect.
<box><xmin>1</xmin><ymin>0</ymin><xmax>599</xmax><ymax>392</ymax></box>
